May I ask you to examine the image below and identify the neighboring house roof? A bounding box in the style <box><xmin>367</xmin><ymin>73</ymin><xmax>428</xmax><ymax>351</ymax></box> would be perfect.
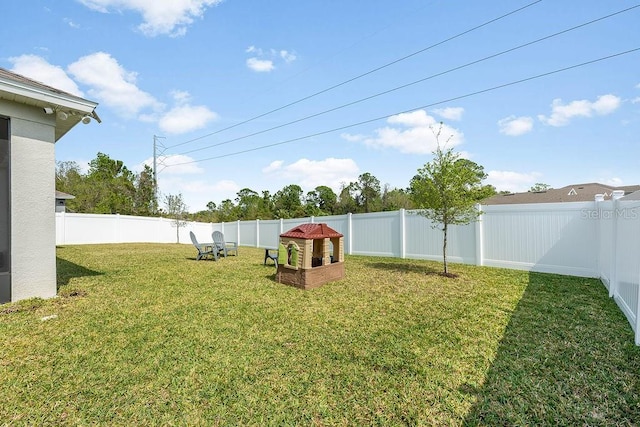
<box><xmin>0</xmin><ymin>67</ymin><xmax>100</xmax><ymax>141</ymax></box>
<box><xmin>55</xmin><ymin>190</ymin><xmax>75</xmax><ymax>200</ymax></box>
<box><xmin>622</xmin><ymin>190</ymin><xmax>640</xmax><ymax>201</ymax></box>
<box><xmin>484</xmin><ymin>183</ymin><xmax>640</xmax><ymax>205</ymax></box>
<box><xmin>280</xmin><ymin>223</ymin><xmax>343</xmax><ymax>239</ymax></box>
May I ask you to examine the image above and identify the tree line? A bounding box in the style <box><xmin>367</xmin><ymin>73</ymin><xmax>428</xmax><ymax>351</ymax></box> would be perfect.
<box><xmin>55</xmin><ymin>154</ymin><xmax>441</xmax><ymax>221</ymax></box>
<box><xmin>56</xmin><ymin>152</ymin><xmax>498</xmax><ymax>223</ymax></box>
<box><xmin>56</xmin><ymin>153</ymin><xmax>156</xmax><ymax>216</ymax></box>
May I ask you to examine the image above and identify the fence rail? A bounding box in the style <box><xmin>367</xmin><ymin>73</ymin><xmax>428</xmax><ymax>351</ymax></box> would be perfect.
<box><xmin>56</xmin><ymin>199</ymin><xmax>640</xmax><ymax>345</ymax></box>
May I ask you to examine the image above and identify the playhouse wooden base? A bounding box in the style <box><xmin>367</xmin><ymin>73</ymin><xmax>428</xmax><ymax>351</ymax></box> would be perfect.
<box><xmin>276</xmin><ymin>262</ymin><xmax>345</xmax><ymax>290</ymax></box>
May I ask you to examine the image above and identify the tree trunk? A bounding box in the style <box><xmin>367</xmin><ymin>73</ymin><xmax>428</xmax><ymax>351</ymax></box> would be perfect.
<box><xmin>443</xmin><ymin>223</ymin><xmax>448</xmax><ymax>274</ymax></box>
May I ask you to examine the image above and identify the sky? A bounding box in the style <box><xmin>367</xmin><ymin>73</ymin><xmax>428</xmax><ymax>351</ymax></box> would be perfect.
<box><xmin>3</xmin><ymin>0</ymin><xmax>640</xmax><ymax>212</ymax></box>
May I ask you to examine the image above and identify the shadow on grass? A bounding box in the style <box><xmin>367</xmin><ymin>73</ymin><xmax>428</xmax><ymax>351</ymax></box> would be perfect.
<box><xmin>366</xmin><ymin>261</ymin><xmax>440</xmax><ymax>276</ymax></box>
<box><xmin>56</xmin><ymin>257</ymin><xmax>103</xmax><ymax>290</ymax></box>
<box><xmin>463</xmin><ymin>272</ymin><xmax>640</xmax><ymax>425</ymax></box>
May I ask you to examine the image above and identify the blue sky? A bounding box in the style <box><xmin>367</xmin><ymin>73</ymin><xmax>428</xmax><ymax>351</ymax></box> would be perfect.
<box><xmin>3</xmin><ymin>0</ymin><xmax>640</xmax><ymax>212</ymax></box>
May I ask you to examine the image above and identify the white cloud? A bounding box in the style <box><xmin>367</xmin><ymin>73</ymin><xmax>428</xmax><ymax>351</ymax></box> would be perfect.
<box><xmin>245</xmin><ymin>45</ymin><xmax>296</xmax><ymax>72</ymax></box>
<box><xmin>159</xmin><ymin>104</ymin><xmax>218</xmax><ymax>134</ymax></box>
<box><xmin>64</xmin><ymin>18</ymin><xmax>81</xmax><ymax>29</ymax></box>
<box><xmin>280</xmin><ymin>50</ymin><xmax>297</xmax><ymax>63</ymax></box>
<box><xmin>9</xmin><ymin>54</ymin><xmax>83</xmax><ymax>96</ymax></box>
<box><xmin>486</xmin><ymin>170</ymin><xmax>542</xmax><ymax>193</ymax></box>
<box><xmin>605</xmin><ymin>177</ymin><xmax>624</xmax><ymax>186</ymax></box>
<box><xmin>340</xmin><ymin>133</ymin><xmax>365</xmax><ymax>142</ymax></box>
<box><xmin>138</xmin><ymin>155</ymin><xmax>239</xmax><ymax>211</ymax></box>
<box><xmin>68</xmin><ymin>52</ymin><xmax>162</xmax><ymax>116</ymax></box>
<box><xmin>262</xmin><ymin>160</ymin><xmax>284</xmax><ymax>173</ymax></box>
<box><xmin>170</xmin><ymin>90</ymin><xmax>191</xmax><ymax>104</ymax></box>
<box><xmin>158</xmin><ymin>175</ymin><xmax>240</xmax><ymax>211</ymax></box>
<box><xmin>538</xmin><ymin>94</ymin><xmax>621</xmax><ymax>127</ymax></box>
<box><xmin>632</xmin><ymin>97</ymin><xmax>640</xmax><ymax>104</ymax></box>
<box><xmin>432</xmin><ymin>107</ymin><xmax>464</xmax><ymax>121</ymax></box>
<box><xmin>77</xmin><ymin>0</ymin><xmax>222</xmax><ymax>37</ymax></box>
<box><xmin>498</xmin><ymin>116</ymin><xmax>534</xmax><ymax>136</ymax></box>
<box><xmin>12</xmin><ymin>52</ymin><xmax>217</xmax><ymax>132</ymax></box>
<box><xmin>264</xmin><ymin>158</ymin><xmax>359</xmax><ymax>192</ymax></box>
<box><xmin>352</xmin><ymin>110</ymin><xmax>463</xmax><ymax>154</ymax></box>
<box><xmin>246</xmin><ymin>57</ymin><xmax>275</xmax><ymax>73</ymax></box>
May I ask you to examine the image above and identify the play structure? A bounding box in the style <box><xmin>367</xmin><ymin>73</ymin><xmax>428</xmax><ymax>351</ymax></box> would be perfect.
<box><xmin>276</xmin><ymin>223</ymin><xmax>344</xmax><ymax>290</ymax></box>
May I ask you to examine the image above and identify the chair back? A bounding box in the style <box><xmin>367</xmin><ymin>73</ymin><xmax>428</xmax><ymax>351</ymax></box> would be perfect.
<box><xmin>212</xmin><ymin>231</ymin><xmax>224</xmax><ymax>247</ymax></box>
<box><xmin>189</xmin><ymin>231</ymin><xmax>199</xmax><ymax>246</ymax></box>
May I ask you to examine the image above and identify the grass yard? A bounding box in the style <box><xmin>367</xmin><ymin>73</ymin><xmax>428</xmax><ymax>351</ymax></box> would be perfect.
<box><xmin>1</xmin><ymin>244</ymin><xmax>639</xmax><ymax>425</ymax></box>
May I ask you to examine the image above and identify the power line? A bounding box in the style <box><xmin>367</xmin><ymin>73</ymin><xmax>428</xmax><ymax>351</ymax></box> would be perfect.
<box><xmin>228</xmin><ymin>1</ymin><xmax>439</xmax><ymax>110</ymax></box>
<box><xmin>165</xmin><ymin>47</ymin><xmax>640</xmax><ymax>167</ymax></box>
<box><xmin>173</xmin><ymin>4</ymin><xmax>640</xmax><ymax>157</ymax></box>
<box><xmin>163</xmin><ymin>0</ymin><xmax>542</xmax><ymax>150</ymax></box>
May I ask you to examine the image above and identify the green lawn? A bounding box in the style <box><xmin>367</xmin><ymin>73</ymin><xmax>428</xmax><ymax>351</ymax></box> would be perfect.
<box><xmin>1</xmin><ymin>244</ymin><xmax>639</xmax><ymax>425</ymax></box>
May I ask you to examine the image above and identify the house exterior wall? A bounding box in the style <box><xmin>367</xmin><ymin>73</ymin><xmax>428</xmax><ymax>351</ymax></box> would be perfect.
<box><xmin>2</xmin><ymin>100</ymin><xmax>57</xmax><ymax>301</ymax></box>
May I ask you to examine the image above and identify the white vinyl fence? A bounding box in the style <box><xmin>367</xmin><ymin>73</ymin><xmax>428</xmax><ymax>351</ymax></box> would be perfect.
<box><xmin>56</xmin><ymin>199</ymin><xmax>640</xmax><ymax>345</ymax></box>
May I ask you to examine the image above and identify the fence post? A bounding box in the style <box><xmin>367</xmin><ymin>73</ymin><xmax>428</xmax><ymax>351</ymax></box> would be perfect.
<box><xmin>594</xmin><ymin>194</ymin><xmax>605</xmax><ymax>292</ymax></box>
<box><xmin>475</xmin><ymin>203</ymin><xmax>484</xmax><ymax>266</ymax></box>
<box><xmin>609</xmin><ymin>191</ymin><xmax>625</xmax><ymax>299</ymax></box>
<box><xmin>236</xmin><ymin>220</ymin><xmax>241</xmax><ymax>247</ymax></box>
<box><xmin>347</xmin><ymin>213</ymin><xmax>353</xmax><ymax>255</ymax></box>
<box><xmin>256</xmin><ymin>219</ymin><xmax>260</xmax><ymax>248</ymax></box>
<box><xmin>399</xmin><ymin>209</ymin><xmax>406</xmax><ymax>259</ymax></box>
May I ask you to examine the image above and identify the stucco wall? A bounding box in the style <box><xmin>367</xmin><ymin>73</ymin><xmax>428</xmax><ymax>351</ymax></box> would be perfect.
<box><xmin>5</xmin><ymin>101</ymin><xmax>57</xmax><ymax>301</ymax></box>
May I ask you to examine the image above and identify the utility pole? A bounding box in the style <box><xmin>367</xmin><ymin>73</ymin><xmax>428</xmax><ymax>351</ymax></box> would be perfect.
<box><xmin>153</xmin><ymin>135</ymin><xmax>165</xmax><ymax>213</ymax></box>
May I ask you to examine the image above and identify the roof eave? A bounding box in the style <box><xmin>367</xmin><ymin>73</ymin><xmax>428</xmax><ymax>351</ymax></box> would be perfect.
<box><xmin>0</xmin><ymin>78</ymin><xmax>98</xmax><ymax>113</ymax></box>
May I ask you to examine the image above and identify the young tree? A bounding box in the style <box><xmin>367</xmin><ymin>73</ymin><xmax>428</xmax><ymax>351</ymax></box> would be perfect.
<box><xmin>409</xmin><ymin>125</ymin><xmax>489</xmax><ymax>276</ymax></box>
<box><xmin>164</xmin><ymin>193</ymin><xmax>188</xmax><ymax>243</ymax></box>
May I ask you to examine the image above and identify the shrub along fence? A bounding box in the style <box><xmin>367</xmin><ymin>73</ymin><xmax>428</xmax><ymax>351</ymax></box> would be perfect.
<box><xmin>56</xmin><ymin>197</ymin><xmax>640</xmax><ymax>345</ymax></box>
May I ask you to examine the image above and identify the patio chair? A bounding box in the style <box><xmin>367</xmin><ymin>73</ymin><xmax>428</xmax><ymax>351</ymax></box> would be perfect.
<box><xmin>212</xmin><ymin>231</ymin><xmax>238</xmax><ymax>257</ymax></box>
<box><xmin>190</xmin><ymin>231</ymin><xmax>218</xmax><ymax>261</ymax></box>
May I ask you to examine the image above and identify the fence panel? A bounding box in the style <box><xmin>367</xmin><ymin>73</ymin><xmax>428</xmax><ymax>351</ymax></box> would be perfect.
<box><xmin>187</xmin><ymin>221</ymin><xmax>214</xmax><ymax>245</ymax></box>
<box><xmin>613</xmin><ymin>200</ymin><xmax>640</xmax><ymax>340</ymax></box>
<box><xmin>237</xmin><ymin>221</ymin><xmax>256</xmax><ymax>247</ymax></box>
<box><xmin>257</xmin><ymin>220</ymin><xmax>282</xmax><ymax>248</ymax></box>
<box><xmin>481</xmin><ymin>202</ymin><xmax>598</xmax><ymax>277</ymax></box>
<box><xmin>597</xmin><ymin>200</ymin><xmax>615</xmax><ymax>291</ymax></box>
<box><xmin>350</xmin><ymin>211</ymin><xmax>401</xmax><ymax>257</ymax></box>
<box><xmin>118</xmin><ymin>215</ymin><xmax>166</xmax><ymax>243</ymax></box>
<box><xmin>402</xmin><ymin>211</ymin><xmax>476</xmax><ymax>263</ymax></box>
<box><xmin>57</xmin><ymin>213</ymin><xmax>119</xmax><ymax>244</ymax></box>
